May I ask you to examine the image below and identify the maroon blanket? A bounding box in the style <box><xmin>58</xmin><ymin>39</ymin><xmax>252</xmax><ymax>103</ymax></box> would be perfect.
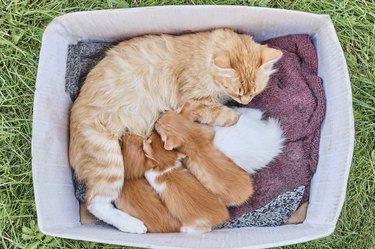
<box><xmin>229</xmin><ymin>34</ymin><xmax>325</xmax><ymax>218</ymax></box>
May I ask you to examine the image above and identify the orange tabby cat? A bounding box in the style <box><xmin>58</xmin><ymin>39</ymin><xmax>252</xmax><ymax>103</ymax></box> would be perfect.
<box><xmin>143</xmin><ymin>132</ymin><xmax>229</xmax><ymax>233</ymax></box>
<box><xmin>155</xmin><ymin>103</ymin><xmax>254</xmax><ymax>206</ymax></box>
<box><xmin>115</xmin><ymin>134</ymin><xmax>181</xmax><ymax>233</ymax></box>
<box><xmin>69</xmin><ymin>28</ymin><xmax>281</xmax><ymax>232</ymax></box>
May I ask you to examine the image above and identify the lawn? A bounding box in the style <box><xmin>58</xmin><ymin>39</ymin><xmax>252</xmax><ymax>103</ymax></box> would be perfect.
<box><xmin>0</xmin><ymin>0</ymin><xmax>374</xmax><ymax>248</ymax></box>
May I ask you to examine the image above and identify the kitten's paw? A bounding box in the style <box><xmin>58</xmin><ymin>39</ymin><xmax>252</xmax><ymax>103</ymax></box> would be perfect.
<box><xmin>117</xmin><ymin>216</ymin><xmax>147</xmax><ymax>234</ymax></box>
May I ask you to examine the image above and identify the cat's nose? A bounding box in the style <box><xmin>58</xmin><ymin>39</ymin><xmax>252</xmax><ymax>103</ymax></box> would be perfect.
<box><xmin>240</xmin><ymin>96</ymin><xmax>253</xmax><ymax>104</ymax></box>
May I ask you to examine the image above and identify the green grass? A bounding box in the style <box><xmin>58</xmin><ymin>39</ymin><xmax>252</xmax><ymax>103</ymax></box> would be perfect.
<box><xmin>0</xmin><ymin>0</ymin><xmax>374</xmax><ymax>248</ymax></box>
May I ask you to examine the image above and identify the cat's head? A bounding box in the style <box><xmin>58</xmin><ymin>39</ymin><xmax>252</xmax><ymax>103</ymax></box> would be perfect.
<box><xmin>154</xmin><ymin>103</ymin><xmax>195</xmax><ymax>151</ymax></box>
<box><xmin>143</xmin><ymin>132</ymin><xmax>185</xmax><ymax>169</ymax></box>
<box><xmin>210</xmin><ymin>29</ymin><xmax>283</xmax><ymax>104</ymax></box>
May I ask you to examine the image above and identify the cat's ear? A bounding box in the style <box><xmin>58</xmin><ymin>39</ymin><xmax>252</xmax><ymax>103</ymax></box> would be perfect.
<box><xmin>213</xmin><ymin>52</ymin><xmax>232</xmax><ymax>69</ymax></box>
<box><xmin>142</xmin><ymin>140</ymin><xmax>155</xmax><ymax>160</ymax></box>
<box><xmin>260</xmin><ymin>46</ymin><xmax>283</xmax><ymax>66</ymax></box>
<box><xmin>213</xmin><ymin>52</ymin><xmax>235</xmax><ymax>76</ymax></box>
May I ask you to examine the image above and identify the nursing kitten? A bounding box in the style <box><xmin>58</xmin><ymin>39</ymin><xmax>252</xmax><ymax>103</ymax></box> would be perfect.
<box><xmin>115</xmin><ymin>134</ymin><xmax>181</xmax><ymax>233</ymax></box>
<box><xmin>155</xmin><ymin>103</ymin><xmax>254</xmax><ymax>206</ymax></box>
<box><xmin>69</xmin><ymin>28</ymin><xmax>282</xmax><ymax>232</ymax></box>
<box><xmin>143</xmin><ymin>132</ymin><xmax>229</xmax><ymax>233</ymax></box>
<box><xmin>214</xmin><ymin>107</ymin><xmax>285</xmax><ymax>173</ymax></box>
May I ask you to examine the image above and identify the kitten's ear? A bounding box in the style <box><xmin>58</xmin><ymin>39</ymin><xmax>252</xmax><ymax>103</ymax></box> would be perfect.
<box><xmin>260</xmin><ymin>45</ymin><xmax>283</xmax><ymax>65</ymax></box>
<box><xmin>178</xmin><ymin>102</ymin><xmax>194</xmax><ymax>121</ymax></box>
<box><xmin>179</xmin><ymin>102</ymin><xmax>192</xmax><ymax>117</ymax></box>
<box><xmin>177</xmin><ymin>152</ymin><xmax>186</xmax><ymax>160</ymax></box>
<box><xmin>164</xmin><ymin>136</ymin><xmax>178</xmax><ymax>151</ymax></box>
<box><xmin>142</xmin><ymin>140</ymin><xmax>154</xmax><ymax>159</ymax></box>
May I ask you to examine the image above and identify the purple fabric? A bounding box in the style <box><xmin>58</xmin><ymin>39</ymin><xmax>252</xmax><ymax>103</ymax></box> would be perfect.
<box><xmin>229</xmin><ymin>34</ymin><xmax>326</xmax><ymax>218</ymax></box>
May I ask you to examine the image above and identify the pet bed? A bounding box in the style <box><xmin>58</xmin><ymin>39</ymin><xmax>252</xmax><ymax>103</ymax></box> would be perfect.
<box><xmin>66</xmin><ymin>34</ymin><xmax>325</xmax><ymax>228</ymax></box>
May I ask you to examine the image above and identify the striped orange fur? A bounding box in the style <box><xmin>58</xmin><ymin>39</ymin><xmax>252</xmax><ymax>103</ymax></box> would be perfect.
<box><xmin>115</xmin><ymin>134</ymin><xmax>182</xmax><ymax>233</ymax></box>
<box><xmin>143</xmin><ymin>132</ymin><xmax>229</xmax><ymax>233</ymax></box>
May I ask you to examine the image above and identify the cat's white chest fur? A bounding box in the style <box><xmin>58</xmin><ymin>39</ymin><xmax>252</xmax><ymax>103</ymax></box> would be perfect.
<box><xmin>213</xmin><ymin>107</ymin><xmax>285</xmax><ymax>173</ymax></box>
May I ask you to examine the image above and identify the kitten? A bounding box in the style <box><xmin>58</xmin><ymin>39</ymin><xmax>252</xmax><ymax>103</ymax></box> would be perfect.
<box><xmin>115</xmin><ymin>134</ymin><xmax>181</xmax><ymax>233</ymax></box>
<box><xmin>213</xmin><ymin>107</ymin><xmax>285</xmax><ymax>173</ymax></box>
<box><xmin>69</xmin><ymin>28</ymin><xmax>282</xmax><ymax>232</ymax></box>
<box><xmin>155</xmin><ymin>103</ymin><xmax>254</xmax><ymax>206</ymax></box>
<box><xmin>143</xmin><ymin>132</ymin><xmax>229</xmax><ymax>233</ymax></box>
<box><xmin>116</xmin><ymin>179</ymin><xmax>182</xmax><ymax>233</ymax></box>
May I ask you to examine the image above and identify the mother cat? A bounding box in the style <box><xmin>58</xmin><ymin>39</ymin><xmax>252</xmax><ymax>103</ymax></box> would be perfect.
<box><xmin>69</xmin><ymin>28</ymin><xmax>282</xmax><ymax>233</ymax></box>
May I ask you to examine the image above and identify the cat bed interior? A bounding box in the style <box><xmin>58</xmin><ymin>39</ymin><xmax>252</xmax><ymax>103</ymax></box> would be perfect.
<box><xmin>32</xmin><ymin>6</ymin><xmax>354</xmax><ymax>248</ymax></box>
<box><xmin>66</xmin><ymin>34</ymin><xmax>325</xmax><ymax>228</ymax></box>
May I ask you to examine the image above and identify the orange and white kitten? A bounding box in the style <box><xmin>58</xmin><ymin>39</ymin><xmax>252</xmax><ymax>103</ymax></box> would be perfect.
<box><xmin>69</xmin><ymin>29</ymin><xmax>281</xmax><ymax>232</ymax></box>
<box><xmin>115</xmin><ymin>134</ymin><xmax>181</xmax><ymax>233</ymax></box>
<box><xmin>143</xmin><ymin>132</ymin><xmax>229</xmax><ymax>233</ymax></box>
<box><xmin>155</xmin><ymin>103</ymin><xmax>254</xmax><ymax>206</ymax></box>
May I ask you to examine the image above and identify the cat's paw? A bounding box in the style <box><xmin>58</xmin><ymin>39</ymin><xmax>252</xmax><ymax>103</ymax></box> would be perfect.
<box><xmin>193</xmin><ymin>103</ymin><xmax>240</xmax><ymax>127</ymax></box>
<box><xmin>117</xmin><ymin>216</ymin><xmax>147</xmax><ymax>234</ymax></box>
<box><xmin>220</xmin><ymin>110</ymin><xmax>240</xmax><ymax>127</ymax></box>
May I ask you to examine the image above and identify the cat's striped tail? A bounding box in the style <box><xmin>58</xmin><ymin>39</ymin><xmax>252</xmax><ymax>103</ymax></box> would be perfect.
<box><xmin>69</xmin><ymin>123</ymin><xmax>147</xmax><ymax>233</ymax></box>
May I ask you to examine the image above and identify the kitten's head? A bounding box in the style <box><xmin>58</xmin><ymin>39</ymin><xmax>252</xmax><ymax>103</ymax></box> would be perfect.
<box><xmin>154</xmin><ymin>103</ymin><xmax>195</xmax><ymax>151</ymax></box>
<box><xmin>121</xmin><ymin>134</ymin><xmax>149</xmax><ymax>178</ymax></box>
<box><xmin>122</xmin><ymin>133</ymin><xmax>144</xmax><ymax>150</ymax></box>
<box><xmin>143</xmin><ymin>132</ymin><xmax>185</xmax><ymax>169</ymax></box>
<box><xmin>210</xmin><ymin>29</ymin><xmax>283</xmax><ymax>104</ymax></box>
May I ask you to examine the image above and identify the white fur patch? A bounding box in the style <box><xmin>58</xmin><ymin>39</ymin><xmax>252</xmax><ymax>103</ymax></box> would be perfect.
<box><xmin>145</xmin><ymin>161</ymin><xmax>182</xmax><ymax>193</ymax></box>
<box><xmin>180</xmin><ymin>219</ymin><xmax>211</xmax><ymax>234</ymax></box>
<box><xmin>175</xmin><ymin>160</ymin><xmax>182</xmax><ymax>167</ymax></box>
<box><xmin>161</xmin><ymin>160</ymin><xmax>182</xmax><ymax>174</ymax></box>
<box><xmin>180</xmin><ymin>226</ymin><xmax>202</xmax><ymax>233</ymax></box>
<box><xmin>144</xmin><ymin>170</ymin><xmax>166</xmax><ymax>193</ymax></box>
<box><xmin>88</xmin><ymin>196</ymin><xmax>147</xmax><ymax>233</ymax></box>
<box><xmin>214</xmin><ymin>107</ymin><xmax>285</xmax><ymax>173</ymax></box>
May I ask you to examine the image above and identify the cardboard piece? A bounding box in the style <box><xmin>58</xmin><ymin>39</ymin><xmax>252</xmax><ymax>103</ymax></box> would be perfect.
<box><xmin>79</xmin><ymin>203</ymin><xmax>96</xmax><ymax>225</ymax></box>
<box><xmin>32</xmin><ymin>6</ymin><xmax>354</xmax><ymax>248</ymax></box>
<box><xmin>287</xmin><ymin>202</ymin><xmax>308</xmax><ymax>224</ymax></box>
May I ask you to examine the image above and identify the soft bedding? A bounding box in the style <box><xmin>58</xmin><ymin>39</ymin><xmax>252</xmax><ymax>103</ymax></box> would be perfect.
<box><xmin>66</xmin><ymin>34</ymin><xmax>325</xmax><ymax>228</ymax></box>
